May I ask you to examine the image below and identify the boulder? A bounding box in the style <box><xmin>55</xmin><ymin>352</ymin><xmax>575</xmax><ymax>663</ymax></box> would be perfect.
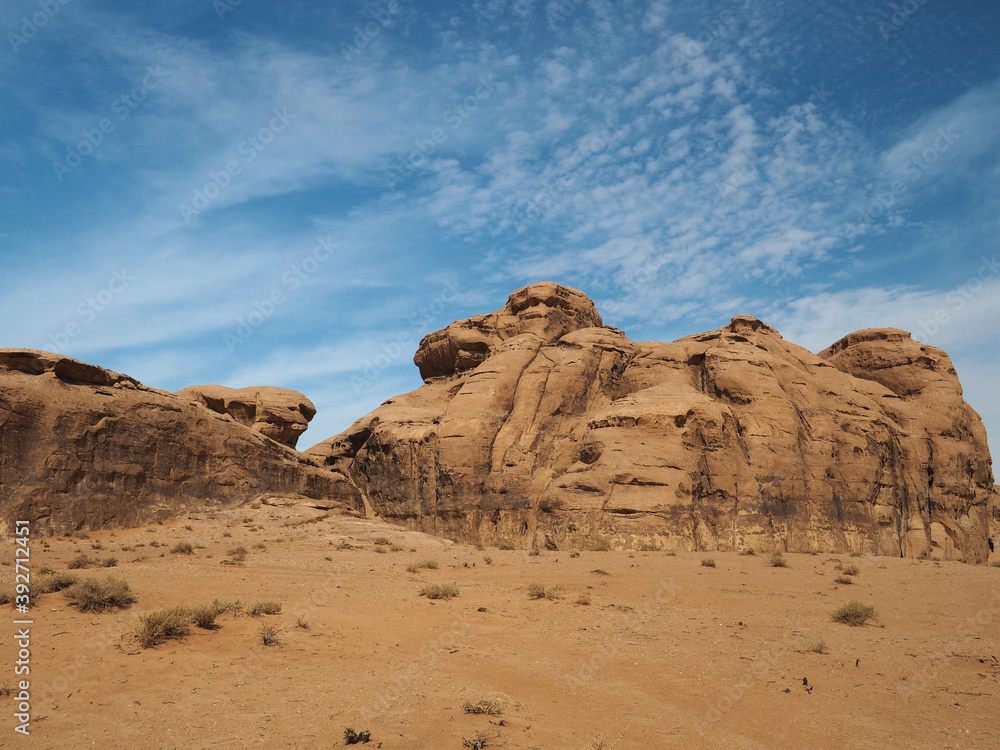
<box><xmin>176</xmin><ymin>384</ymin><xmax>316</xmax><ymax>448</ymax></box>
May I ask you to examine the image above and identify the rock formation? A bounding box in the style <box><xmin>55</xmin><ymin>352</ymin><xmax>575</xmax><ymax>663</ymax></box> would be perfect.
<box><xmin>0</xmin><ymin>350</ymin><xmax>359</xmax><ymax>536</ymax></box>
<box><xmin>176</xmin><ymin>385</ymin><xmax>316</xmax><ymax>449</ymax></box>
<box><xmin>307</xmin><ymin>282</ymin><xmax>995</xmax><ymax>561</ymax></box>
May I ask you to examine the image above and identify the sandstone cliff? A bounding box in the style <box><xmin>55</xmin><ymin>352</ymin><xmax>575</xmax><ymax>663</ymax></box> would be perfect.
<box><xmin>0</xmin><ymin>350</ymin><xmax>359</xmax><ymax>535</ymax></box>
<box><xmin>307</xmin><ymin>282</ymin><xmax>995</xmax><ymax>561</ymax></box>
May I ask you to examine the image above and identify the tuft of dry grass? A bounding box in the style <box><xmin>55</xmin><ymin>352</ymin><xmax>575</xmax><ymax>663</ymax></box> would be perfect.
<box><xmin>701</xmin><ymin>558</ymin><xmax>716</xmax><ymax>568</ymax></box>
<box><xmin>67</xmin><ymin>553</ymin><xmax>93</xmax><ymax>569</ymax></box>
<box><xmin>834</xmin><ymin>575</ymin><xmax>854</xmax><ymax>585</ymax></box>
<box><xmin>841</xmin><ymin>564</ymin><xmax>861</xmax><ymax>576</ymax></box>
<box><xmin>798</xmin><ymin>638</ymin><xmax>829</xmax><ymax>654</ymax></box>
<box><xmin>575</xmin><ymin>593</ymin><xmax>592</xmax><ymax>606</ymax></box>
<box><xmin>768</xmin><ymin>554</ymin><xmax>788</xmax><ymax>568</ymax></box>
<box><xmin>171</xmin><ymin>541</ymin><xmax>194</xmax><ymax>555</ymax></box>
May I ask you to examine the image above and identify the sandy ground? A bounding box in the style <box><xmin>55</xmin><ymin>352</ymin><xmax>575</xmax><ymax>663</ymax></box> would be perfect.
<box><xmin>2</xmin><ymin>504</ymin><xmax>999</xmax><ymax>750</ymax></box>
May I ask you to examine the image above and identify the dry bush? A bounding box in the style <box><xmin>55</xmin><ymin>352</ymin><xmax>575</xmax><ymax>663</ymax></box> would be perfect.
<box><xmin>419</xmin><ymin>583</ymin><xmax>459</xmax><ymax>600</ymax></box>
<box><xmin>463</xmin><ymin>699</ymin><xmax>504</xmax><ymax>715</ymax></box>
<box><xmin>171</xmin><ymin>541</ymin><xmax>194</xmax><ymax>555</ymax></box>
<box><xmin>834</xmin><ymin>575</ymin><xmax>854</xmax><ymax>585</ymax></box>
<box><xmin>768</xmin><ymin>554</ymin><xmax>788</xmax><ymax>568</ymax></box>
<box><xmin>65</xmin><ymin>576</ymin><xmax>136</xmax><ymax>612</ymax></box>
<box><xmin>831</xmin><ymin>600</ymin><xmax>877</xmax><ymax>626</ymax></box>
<box><xmin>136</xmin><ymin>606</ymin><xmax>191</xmax><ymax>648</ymax></box>
<box><xmin>259</xmin><ymin>623</ymin><xmax>280</xmax><ymax>646</ymax></box>
<box><xmin>67</xmin><ymin>553</ymin><xmax>93</xmax><ymax>569</ymax></box>
<box><xmin>249</xmin><ymin>600</ymin><xmax>282</xmax><ymax>616</ymax></box>
<box><xmin>373</xmin><ymin>536</ymin><xmax>391</xmax><ymax>545</ymax></box>
<box><xmin>701</xmin><ymin>558</ymin><xmax>716</xmax><ymax>568</ymax></box>
<box><xmin>799</xmin><ymin>638</ymin><xmax>829</xmax><ymax>654</ymax></box>
<box><xmin>576</xmin><ymin>593</ymin><xmax>592</xmax><ymax>606</ymax></box>
<box><xmin>841</xmin><ymin>564</ymin><xmax>861</xmax><ymax>576</ymax></box>
<box><xmin>189</xmin><ymin>603</ymin><xmax>220</xmax><ymax>629</ymax></box>
<box><xmin>527</xmin><ymin>583</ymin><xmax>562</xmax><ymax>600</ymax></box>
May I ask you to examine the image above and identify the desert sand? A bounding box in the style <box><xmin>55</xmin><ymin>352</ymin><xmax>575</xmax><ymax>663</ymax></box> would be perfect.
<box><xmin>3</xmin><ymin>503</ymin><xmax>998</xmax><ymax>749</ymax></box>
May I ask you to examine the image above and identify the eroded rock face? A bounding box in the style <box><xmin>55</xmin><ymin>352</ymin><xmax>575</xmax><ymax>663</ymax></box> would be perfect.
<box><xmin>307</xmin><ymin>283</ymin><xmax>995</xmax><ymax>561</ymax></box>
<box><xmin>176</xmin><ymin>385</ymin><xmax>316</xmax><ymax>448</ymax></box>
<box><xmin>0</xmin><ymin>350</ymin><xmax>359</xmax><ymax>536</ymax></box>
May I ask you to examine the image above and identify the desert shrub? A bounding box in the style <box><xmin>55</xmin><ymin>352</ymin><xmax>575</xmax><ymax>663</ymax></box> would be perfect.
<box><xmin>343</xmin><ymin>728</ymin><xmax>371</xmax><ymax>745</ymax></box>
<box><xmin>390</xmin><ymin>544</ymin><xmax>404</xmax><ymax>552</ymax></box>
<box><xmin>463</xmin><ymin>699</ymin><xmax>503</xmax><ymax>715</ymax></box>
<box><xmin>296</xmin><ymin>616</ymin><xmax>309</xmax><ymax>629</ymax></box>
<box><xmin>584</xmin><ymin>540</ymin><xmax>611</xmax><ymax>552</ymax></box>
<box><xmin>841</xmin><ymin>564</ymin><xmax>861</xmax><ymax>576</ymax></box>
<box><xmin>249</xmin><ymin>600</ymin><xmax>282</xmax><ymax>616</ymax></box>
<box><xmin>576</xmin><ymin>593</ymin><xmax>592</xmax><ymax>606</ymax></box>
<box><xmin>463</xmin><ymin>731</ymin><xmax>501</xmax><ymax>749</ymax></box>
<box><xmin>701</xmin><ymin>558</ymin><xmax>716</xmax><ymax>568</ymax></box>
<box><xmin>374</xmin><ymin>547</ymin><xmax>387</xmax><ymax>554</ymax></box>
<box><xmin>835</xmin><ymin>576</ymin><xmax>853</xmax><ymax>585</ymax></box>
<box><xmin>483</xmin><ymin>555</ymin><xmax>493</xmax><ymax>565</ymax></box>
<box><xmin>799</xmin><ymin>638</ymin><xmax>829</xmax><ymax>654</ymax></box>
<box><xmin>259</xmin><ymin>623</ymin><xmax>280</xmax><ymax>646</ymax></box>
<box><xmin>102</xmin><ymin>557</ymin><xmax>118</xmax><ymax>567</ymax></box>
<box><xmin>740</xmin><ymin>548</ymin><xmax>756</xmax><ymax>556</ymax></box>
<box><xmin>136</xmin><ymin>607</ymin><xmax>191</xmax><ymax>648</ymax></box>
<box><xmin>0</xmin><ymin>589</ymin><xmax>13</xmax><ymax>605</ymax></box>
<box><xmin>419</xmin><ymin>583</ymin><xmax>459</xmax><ymax>600</ymax></box>
<box><xmin>769</xmin><ymin>554</ymin><xmax>788</xmax><ymax>568</ymax></box>
<box><xmin>171</xmin><ymin>541</ymin><xmax>194</xmax><ymax>555</ymax></box>
<box><xmin>373</xmin><ymin>537</ymin><xmax>391</xmax><ymax>545</ymax></box>
<box><xmin>527</xmin><ymin>583</ymin><xmax>562</xmax><ymax>600</ymax></box>
<box><xmin>569</xmin><ymin>551</ymin><xmax>581</xmax><ymax>558</ymax></box>
<box><xmin>417</xmin><ymin>559</ymin><xmax>439</xmax><ymax>570</ymax></box>
<box><xmin>65</xmin><ymin>576</ymin><xmax>136</xmax><ymax>612</ymax></box>
<box><xmin>67</xmin><ymin>553</ymin><xmax>92</xmax><ymax>569</ymax></box>
<box><xmin>39</xmin><ymin>571</ymin><xmax>79</xmax><ymax>593</ymax></box>
<box><xmin>189</xmin><ymin>603</ymin><xmax>219</xmax><ymax>629</ymax></box>
<box><xmin>222</xmin><ymin>531</ymin><xmax>233</xmax><ymax>538</ymax></box>
<box><xmin>831</xmin><ymin>600</ymin><xmax>877</xmax><ymax>626</ymax></box>
<box><xmin>212</xmin><ymin>598</ymin><xmax>244</xmax><ymax>614</ymax></box>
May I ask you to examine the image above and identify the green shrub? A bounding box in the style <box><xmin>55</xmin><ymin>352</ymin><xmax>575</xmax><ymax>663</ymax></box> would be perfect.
<box><xmin>831</xmin><ymin>600</ymin><xmax>877</xmax><ymax>626</ymax></box>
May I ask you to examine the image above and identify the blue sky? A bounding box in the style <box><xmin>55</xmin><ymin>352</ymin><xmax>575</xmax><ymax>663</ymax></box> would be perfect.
<box><xmin>1</xmin><ymin>0</ymin><xmax>998</xmax><ymax>457</ymax></box>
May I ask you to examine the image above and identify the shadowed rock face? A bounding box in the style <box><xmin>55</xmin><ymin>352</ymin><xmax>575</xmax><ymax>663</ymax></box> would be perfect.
<box><xmin>0</xmin><ymin>350</ymin><xmax>359</xmax><ymax>536</ymax></box>
<box><xmin>307</xmin><ymin>283</ymin><xmax>996</xmax><ymax>561</ymax></box>
<box><xmin>176</xmin><ymin>385</ymin><xmax>316</xmax><ymax>448</ymax></box>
